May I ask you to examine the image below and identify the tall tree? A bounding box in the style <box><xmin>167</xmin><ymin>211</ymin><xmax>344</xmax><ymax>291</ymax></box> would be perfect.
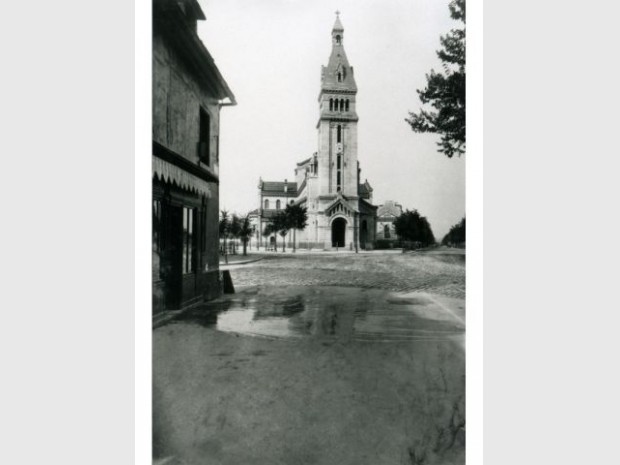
<box><xmin>285</xmin><ymin>204</ymin><xmax>308</xmax><ymax>253</ymax></box>
<box><xmin>272</xmin><ymin>211</ymin><xmax>291</xmax><ymax>252</ymax></box>
<box><xmin>263</xmin><ymin>223</ymin><xmax>277</xmax><ymax>252</ymax></box>
<box><xmin>394</xmin><ymin>209</ymin><xmax>436</xmax><ymax>247</ymax></box>
<box><xmin>238</xmin><ymin>215</ymin><xmax>253</xmax><ymax>256</ymax></box>
<box><xmin>442</xmin><ymin>217</ymin><xmax>465</xmax><ymax>246</ymax></box>
<box><xmin>229</xmin><ymin>214</ymin><xmax>242</xmax><ymax>255</ymax></box>
<box><xmin>405</xmin><ymin>0</ymin><xmax>465</xmax><ymax>158</ymax></box>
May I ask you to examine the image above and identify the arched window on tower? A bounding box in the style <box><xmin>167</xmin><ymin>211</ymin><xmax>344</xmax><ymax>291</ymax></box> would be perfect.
<box><xmin>340</xmin><ymin>99</ymin><xmax>344</xmax><ymax>112</ymax></box>
<box><xmin>335</xmin><ymin>99</ymin><xmax>339</xmax><ymax>111</ymax></box>
<box><xmin>336</xmin><ymin>35</ymin><xmax>341</xmax><ymax>45</ymax></box>
<box><xmin>345</xmin><ymin>99</ymin><xmax>349</xmax><ymax>111</ymax></box>
<box><xmin>264</xmin><ymin>199</ymin><xmax>269</xmax><ymax>210</ymax></box>
<box><xmin>276</xmin><ymin>199</ymin><xmax>281</xmax><ymax>210</ymax></box>
<box><xmin>329</xmin><ymin>98</ymin><xmax>333</xmax><ymax>111</ymax></box>
<box><xmin>337</xmin><ymin>125</ymin><xmax>342</xmax><ymax>143</ymax></box>
<box><xmin>337</xmin><ymin>72</ymin><xmax>342</xmax><ymax>82</ymax></box>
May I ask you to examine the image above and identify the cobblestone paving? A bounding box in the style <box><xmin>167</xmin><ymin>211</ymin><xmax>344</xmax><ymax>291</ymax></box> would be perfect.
<box><xmin>229</xmin><ymin>251</ymin><xmax>465</xmax><ymax>299</ymax></box>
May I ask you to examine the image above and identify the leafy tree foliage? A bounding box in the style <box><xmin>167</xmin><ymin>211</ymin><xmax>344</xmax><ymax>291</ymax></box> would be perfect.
<box><xmin>272</xmin><ymin>211</ymin><xmax>291</xmax><ymax>252</ymax></box>
<box><xmin>238</xmin><ymin>215</ymin><xmax>253</xmax><ymax>256</ymax></box>
<box><xmin>263</xmin><ymin>222</ymin><xmax>278</xmax><ymax>252</ymax></box>
<box><xmin>285</xmin><ymin>204</ymin><xmax>308</xmax><ymax>252</ymax></box>
<box><xmin>394</xmin><ymin>209</ymin><xmax>436</xmax><ymax>246</ymax></box>
<box><xmin>405</xmin><ymin>0</ymin><xmax>465</xmax><ymax>158</ymax></box>
<box><xmin>442</xmin><ymin>217</ymin><xmax>465</xmax><ymax>246</ymax></box>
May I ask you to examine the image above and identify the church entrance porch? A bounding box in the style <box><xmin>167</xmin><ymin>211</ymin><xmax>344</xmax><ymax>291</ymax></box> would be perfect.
<box><xmin>331</xmin><ymin>217</ymin><xmax>347</xmax><ymax>247</ymax></box>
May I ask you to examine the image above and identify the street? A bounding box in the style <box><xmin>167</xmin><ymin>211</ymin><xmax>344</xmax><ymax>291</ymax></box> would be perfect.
<box><xmin>154</xmin><ymin>249</ymin><xmax>465</xmax><ymax>465</ymax></box>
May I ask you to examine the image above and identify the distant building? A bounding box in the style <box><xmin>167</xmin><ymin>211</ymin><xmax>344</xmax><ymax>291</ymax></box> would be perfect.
<box><xmin>376</xmin><ymin>201</ymin><xmax>404</xmax><ymax>241</ymax></box>
<box><xmin>250</xmin><ymin>14</ymin><xmax>377</xmax><ymax>250</ymax></box>
<box><xmin>152</xmin><ymin>0</ymin><xmax>235</xmax><ymax>313</ymax></box>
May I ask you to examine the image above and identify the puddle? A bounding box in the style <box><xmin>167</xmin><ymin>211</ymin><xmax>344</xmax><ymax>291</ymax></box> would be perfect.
<box><xmin>173</xmin><ymin>286</ymin><xmax>465</xmax><ymax>342</ymax></box>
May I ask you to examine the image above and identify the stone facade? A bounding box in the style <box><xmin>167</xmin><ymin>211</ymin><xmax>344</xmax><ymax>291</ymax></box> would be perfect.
<box><xmin>251</xmin><ymin>15</ymin><xmax>377</xmax><ymax>250</ymax></box>
<box><xmin>376</xmin><ymin>201</ymin><xmax>404</xmax><ymax>241</ymax></box>
<box><xmin>152</xmin><ymin>0</ymin><xmax>235</xmax><ymax>313</ymax></box>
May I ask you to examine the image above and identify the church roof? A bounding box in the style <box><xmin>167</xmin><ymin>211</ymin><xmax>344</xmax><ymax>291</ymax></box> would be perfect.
<box><xmin>358</xmin><ymin>179</ymin><xmax>373</xmax><ymax>199</ymax></box>
<box><xmin>358</xmin><ymin>183</ymin><xmax>371</xmax><ymax>199</ymax></box>
<box><xmin>259</xmin><ymin>180</ymin><xmax>298</xmax><ymax>197</ymax></box>
<box><xmin>296</xmin><ymin>156</ymin><xmax>312</xmax><ymax>167</ymax></box>
<box><xmin>377</xmin><ymin>201</ymin><xmax>403</xmax><ymax>217</ymax></box>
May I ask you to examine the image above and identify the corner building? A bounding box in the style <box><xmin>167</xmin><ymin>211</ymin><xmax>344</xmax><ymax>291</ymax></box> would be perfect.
<box><xmin>253</xmin><ymin>15</ymin><xmax>377</xmax><ymax>250</ymax></box>
<box><xmin>152</xmin><ymin>0</ymin><xmax>235</xmax><ymax>313</ymax></box>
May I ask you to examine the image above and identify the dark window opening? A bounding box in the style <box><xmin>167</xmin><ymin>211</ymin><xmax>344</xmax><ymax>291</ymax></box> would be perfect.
<box><xmin>345</xmin><ymin>100</ymin><xmax>349</xmax><ymax>111</ymax></box>
<box><xmin>336</xmin><ymin>35</ymin><xmax>341</xmax><ymax>45</ymax></box>
<box><xmin>384</xmin><ymin>225</ymin><xmax>391</xmax><ymax>239</ymax></box>
<box><xmin>264</xmin><ymin>199</ymin><xmax>269</xmax><ymax>209</ymax></box>
<box><xmin>337</xmin><ymin>72</ymin><xmax>342</xmax><ymax>82</ymax></box>
<box><xmin>329</xmin><ymin>98</ymin><xmax>333</xmax><ymax>111</ymax></box>
<box><xmin>200</xmin><ymin>201</ymin><xmax>208</xmax><ymax>268</ymax></box>
<box><xmin>199</xmin><ymin>108</ymin><xmax>210</xmax><ymax>165</ymax></box>
<box><xmin>337</xmin><ymin>155</ymin><xmax>341</xmax><ymax>169</ymax></box>
<box><xmin>276</xmin><ymin>199</ymin><xmax>281</xmax><ymax>210</ymax></box>
<box><xmin>337</xmin><ymin>125</ymin><xmax>342</xmax><ymax>143</ymax></box>
<box><xmin>183</xmin><ymin>207</ymin><xmax>196</xmax><ymax>274</ymax></box>
<box><xmin>153</xmin><ymin>200</ymin><xmax>162</xmax><ymax>280</ymax></box>
<box><xmin>340</xmin><ymin>99</ymin><xmax>344</xmax><ymax>111</ymax></box>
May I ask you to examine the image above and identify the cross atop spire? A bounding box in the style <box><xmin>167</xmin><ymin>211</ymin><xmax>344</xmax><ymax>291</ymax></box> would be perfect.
<box><xmin>332</xmin><ymin>11</ymin><xmax>344</xmax><ymax>32</ymax></box>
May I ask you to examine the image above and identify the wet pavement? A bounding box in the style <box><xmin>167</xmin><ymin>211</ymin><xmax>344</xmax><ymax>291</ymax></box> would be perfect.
<box><xmin>154</xmin><ymin>252</ymin><xmax>465</xmax><ymax>465</ymax></box>
<box><xmin>175</xmin><ymin>286</ymin><xmax>464</xmax><ymax>344</ymax></box>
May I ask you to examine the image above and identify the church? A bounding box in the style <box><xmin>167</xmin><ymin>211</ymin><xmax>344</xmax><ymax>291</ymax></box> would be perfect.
<box><xmin>250</xmin><ymin>14</ymin><xmax>377</xmax><ymax>250</ymax></box>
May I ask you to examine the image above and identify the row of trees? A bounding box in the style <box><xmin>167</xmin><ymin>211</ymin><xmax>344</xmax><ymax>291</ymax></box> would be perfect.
<box><xmin>219</xmin><ymin>204</ymin><xmax>309</xmax><ymax>259</ymax></box>
<box><xmin>219</xmin><ymin>211</ymin><xmax>253</xmax><ymax>262</ymax></box>
<box><xmin>442</xmin><ymin>217</ymin><xmax>465</xmax><ymax>246</ymax></box>
<box><xmin>263</xmin><ymin>204</ymin><xmax>308</xmax><ymax>252</ymax></box>
<box><xmin>393</xmin><ymin>209</ymin><xmax>436</xmax><ymax>247</ymax></box>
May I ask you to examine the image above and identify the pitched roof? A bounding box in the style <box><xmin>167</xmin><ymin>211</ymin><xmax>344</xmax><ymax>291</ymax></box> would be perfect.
<box><xmin>377</xmin><ymin>201</ymin><xmax>403</xmax><ymax>217</ymax></box>
<box><xmin>260</xmin><ymin>181</ymin><xmax>298</xmax><ymax>197</ymax></box>
<box><xmin>358</xmin><ymin>179</ymin><xmax>373</xmax><ymax>199</ymax></box>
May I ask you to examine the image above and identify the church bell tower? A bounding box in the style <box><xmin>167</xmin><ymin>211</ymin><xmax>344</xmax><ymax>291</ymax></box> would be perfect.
<box><xmin>316</xmin><ymin>12</ymin><xmax>359</xmax><ymax>199</ymax></box>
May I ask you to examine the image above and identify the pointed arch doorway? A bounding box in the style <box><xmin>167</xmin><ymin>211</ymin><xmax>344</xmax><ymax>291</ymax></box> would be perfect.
<box><xmin>331</xmin><ymin>217</ymin><xmax>346</xmax><ymax>248</ymax></box>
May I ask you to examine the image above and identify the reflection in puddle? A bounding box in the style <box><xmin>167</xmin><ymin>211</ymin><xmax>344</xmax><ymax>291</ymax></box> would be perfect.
<box><xmin>174</xmin><ymin>286</ymin><xmax>465</xmax><ymax>342</ymax></box>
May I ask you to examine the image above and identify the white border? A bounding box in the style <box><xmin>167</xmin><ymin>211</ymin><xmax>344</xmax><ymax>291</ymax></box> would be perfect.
<box><xmin>135</xmin><ymin>0</ymin><xmax>152</xmax><ymax>463</ymax></box>
<box><xmin>135</xmin><ymin>0</ymin><xmax>483</xmax><ymax>462</ymax></box>
<box><xmin>466</xmin><ymin>0</ymin><xmax>483</xmax><ymax>463</ymax></box>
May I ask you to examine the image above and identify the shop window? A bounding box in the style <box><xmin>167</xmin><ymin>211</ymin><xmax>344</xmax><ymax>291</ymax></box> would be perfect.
<box><xmin>183</xmin><ymin>207</ymin><xmax>196</xmax><ymax>274</ymax></box>
<box><xmin>153</xmin><ymin>200</ymin><xmax>162</xmax><ymax>279</ymax></box>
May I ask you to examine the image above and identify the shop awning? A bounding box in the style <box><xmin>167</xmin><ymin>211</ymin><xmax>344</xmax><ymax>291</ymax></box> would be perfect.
<box><xmin>152</xmin><ymin>156</ymin><xmax>213</xmax><ymax>197</ymax></box>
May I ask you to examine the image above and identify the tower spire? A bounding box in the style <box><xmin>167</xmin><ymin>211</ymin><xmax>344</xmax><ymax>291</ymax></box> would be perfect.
<box><xmin>332</xmin><ymin>10</ymin><xmax>344</xmax><ymax>33</ymax></box>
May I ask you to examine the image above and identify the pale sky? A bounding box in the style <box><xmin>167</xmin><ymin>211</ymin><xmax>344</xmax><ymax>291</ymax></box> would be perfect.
<box><xmin>199</xmin><ymin>0</ymin><xmax>465</xmax><ymax>240</ymax></box>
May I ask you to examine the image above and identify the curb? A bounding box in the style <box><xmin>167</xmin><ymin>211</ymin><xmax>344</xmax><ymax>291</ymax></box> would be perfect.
<box><xmin>219</xmin><ymin>256</ymin><xmax>264</xmax><ymax>267</ymax></box>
